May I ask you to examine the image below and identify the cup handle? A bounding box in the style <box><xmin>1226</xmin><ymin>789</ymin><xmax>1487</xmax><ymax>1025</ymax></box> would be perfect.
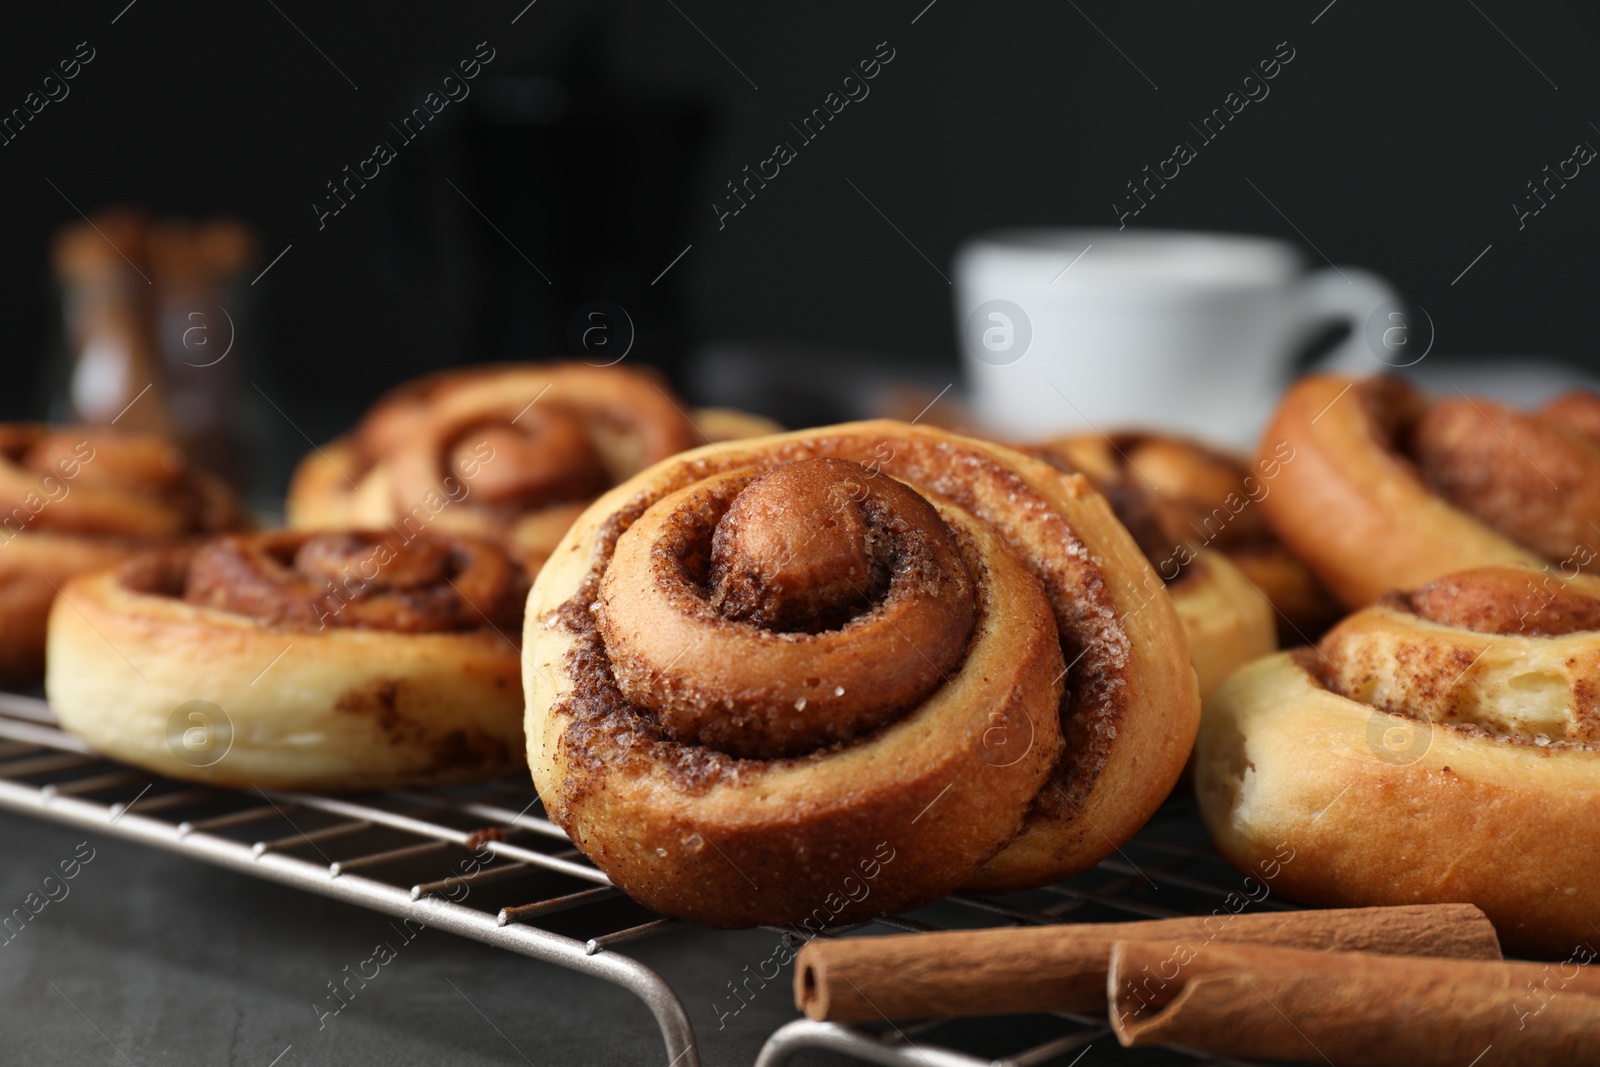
<box><xmin>1292</xmin><ymin>265</ymin><xmax>1406</xmax><ymax>376</ymax></box>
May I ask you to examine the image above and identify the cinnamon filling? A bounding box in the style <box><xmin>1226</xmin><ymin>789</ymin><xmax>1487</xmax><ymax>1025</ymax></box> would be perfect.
<box><xmin>383</xmin><ymin>402</ymin><xmax>612</xmax><ymax>523</ymax></box>
<box><xmin>1359</xmin><ymin>377</ymin><xmax>1600</xmax><ymax>563</ymax></box>
<box><xmin>445</xmin><ymin>410</ymin><xmax>608</xmax><ymax>509</ymax></box>
<box><xmin>157</xmin><ymin>530</ymin><xmax>528</xmax><ymax>633</ymax></box>
<box><xmin>1539</xmin><ymin>389</ymin><xmax>1600</xmax><ymax>444</ymax></box>
<box><xmin>1116</xmin><ymin>435</ymin><xmax>1274</xmax><ymax>551</ymax></box>
<box><xmin>350</xmin><ymin>366</ymin><xmax>701</xmax><ymax>529</ymax></box>
<box><xmin>1389</xmin><ymin>566</ymin><xmax>1600</xmax><ymax>637</ymax></box>
<box><xmin>1307</xmin><ymin>566</ymin><xmax>1600</xmax><ymax>743</ymax></box>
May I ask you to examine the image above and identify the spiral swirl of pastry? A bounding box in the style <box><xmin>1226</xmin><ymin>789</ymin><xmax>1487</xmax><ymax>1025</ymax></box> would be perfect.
<box><xmin>287</xmin><ymin>363</ymin><xmax>777</xmax><ymax>574</ymax></box>
<box><xmin>1258</xmin><ymin>374</ymin><xmax>1600</xmax><ymax>607</ymax></box>
<box><xmin>47</xmin><ymin>529</ymin><xmax>531</xmax><ymax>790</ymax></box>
<box><xmin>524</xmin><ymin>422</ymin><xmax>1199</xmax><ymax>928</ymax></box>
<box><xmin>1196</xmin><ymin>565</ymin><xmax>1600</xmax><ymax>956</ymax></box>
<box><xmin>599</xmin><ymin>458</ymin><xmax>981</xmax><ymax>758</ymax></box>
<box><xmin>0</xmin><ymin>426</ymin><xmax>241</xmax><ymax>538</ymax></box>
<box><xmin>0</xmin><ymin>425</ymin><xmax>245</xmax><ymax>681</ymax></box>
<box><xmin>181</xmin><ymin>530</ymin><xmax>528</xmax><ymax>634</ymax></box>
<box><xmin>1313</xmin><ymin>566</ymin><xmax>1600</xmax><ymax>744</ymax></box>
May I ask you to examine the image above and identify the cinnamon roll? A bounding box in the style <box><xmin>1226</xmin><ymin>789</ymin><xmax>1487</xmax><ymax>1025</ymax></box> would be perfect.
<box><xmin>1258</xmin><ymin>374</ymin><xmax>1600</xmax><ymax>607</ymax></box>
<box><xmin>1196</xmin><ymin>565</ymin><xmax>1600</xmax><ymax>957</ymax></box>
<box><xmin>287</xmin><ymin>363</ymin><xmax>777</xmax><ymax>574</ymax></box>
<box><xmin>687</xmin><ymin>406</ymin><xmax>784</xmax><ymax>443</ymax></box>
<box><xmin>1029</xmin><ymin>433</ymin><xmax>1288</xmax><ymax>699</ymax></box>
<box><xmin>523</xmin><ymin>422</ymin><xmax>1199</xmax><ymax>928</ymax></box>
<box><xmin>0</xmin><ymin>425</ymin><xmax>245</xmax><ymax>682</ymax></box>
<box><xmin>46</xmin><ymin>529</ymin><xmax>529</xmax><ymax>789</ymax></box>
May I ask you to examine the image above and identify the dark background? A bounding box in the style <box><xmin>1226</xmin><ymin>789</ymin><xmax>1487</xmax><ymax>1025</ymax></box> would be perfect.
<box><xmin>3</xmin><ymin>0</ymin><xmax>1597</xmax><ymax>474</ymax></box>
<box><xmin>3</xmin><ymin>6</ymin><xmax>1598</xmax><ymax>1064</ymax></box>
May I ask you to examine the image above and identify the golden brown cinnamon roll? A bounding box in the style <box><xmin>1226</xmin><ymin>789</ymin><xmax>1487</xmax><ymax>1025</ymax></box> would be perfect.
<box><xmin>286</xmin><ymin>362</ymin><xmax>778</xmax><ymax>574</ymax></box>
<box><xmin>523</xmin><ymin>422</ymin><xmax>1199</xmax><ymax>927</ymax></box>
<box><xmin>46</xmin><ymin>529</ymin><xmax>529</xmax><ymax>789</ymax></box>
<box><xmin>1258</xmin><ymin>374</ymin><xmax>1600</xmax><ymax>608</ymax></box>
<box><xmin>0</xmin><ymin>425</ymin><xmax>245</xmax><ymax>682</ymax></box>
<box><xmin>1196</xmin><ymin>565</ymin><xmax>1600</xmax><ymax>957</ymax></box>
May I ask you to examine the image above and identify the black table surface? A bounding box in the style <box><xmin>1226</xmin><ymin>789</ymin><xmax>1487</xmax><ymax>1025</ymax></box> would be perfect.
<box><xmin>0</xmin><ymin>806</ymin><xmax>848</xmax><ymax>1067</ymax></box>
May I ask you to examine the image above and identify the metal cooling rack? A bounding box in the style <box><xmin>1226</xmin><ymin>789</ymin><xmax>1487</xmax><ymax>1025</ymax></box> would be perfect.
<box><xmin>0</xmin><ymin>693</ymin><xmax>1281</xmax><ymax>1067</ymax></box>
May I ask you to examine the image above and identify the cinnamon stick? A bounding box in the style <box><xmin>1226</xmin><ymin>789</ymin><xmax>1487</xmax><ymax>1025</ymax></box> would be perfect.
<box><xmin>1108</xmin><ymin>939</ymin><xmax>1600</xmax><ymax>1066</ymax></box>
<box><xmin>794</xmin><ymin>903</ymin><xmax>1499</xmax><ymax>1022</ymax></box>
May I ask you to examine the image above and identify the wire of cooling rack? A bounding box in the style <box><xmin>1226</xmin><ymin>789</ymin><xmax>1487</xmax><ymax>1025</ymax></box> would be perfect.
<box><xmin>0</xmin><ymin>693</ymin><xmax>1275</xmax><ymax>1067</ymax></box>
<box><xmin>0</xmin><ymin>694</ymin><xmax>701</xmax><ymax>1066</ymax></box>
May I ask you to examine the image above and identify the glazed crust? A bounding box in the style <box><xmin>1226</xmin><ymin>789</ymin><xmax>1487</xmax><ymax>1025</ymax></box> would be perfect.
<box><xmin>1196</xmin><ymin>570</ymin><xmax>1600</xmax><ymax>957</ymax></box>
<box><xmin>524</xmin><ymin>421</ymin><xmax>1199</xmax><ymax>926</ymax></box>
<box><xmin>1258</xmin><ymin>375</ymin><xmax>1543</xmax><ymax>607</ymax></box>
<box><xmin>46</xmin><ymin>535</ymin><xmax>527</xmax><ymax>790</ymax></box>
<box><xmin>286</xmin><ymin>363</ymin><xmax>777</xmax><ymax>574</ymax></box>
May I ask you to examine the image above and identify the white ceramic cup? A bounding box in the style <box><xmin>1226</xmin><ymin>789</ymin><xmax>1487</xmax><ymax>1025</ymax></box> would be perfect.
<box><xmin>954</xmin><ymin>229</ymin><xmax>1405</xmax><ymax>446</ymax></box>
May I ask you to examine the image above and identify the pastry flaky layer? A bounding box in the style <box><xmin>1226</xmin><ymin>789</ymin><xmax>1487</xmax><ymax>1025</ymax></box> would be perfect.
<box><xmin>47</xmin><ymin>530</ymin><xmax>528</xmax><ymax>790</ymax></box>
<box><xmin>524</xmin><ymin>420</ymin><xmax>1199</xmax><ymax>928</ymax></box>
<box><xmin>1196</xmin><ymin>565</ymin><xmax>1600</xmax><ymax>957</ymax></box>
<box><xmin>286</xmin><ymin>362</ymin><xmax>778</xmax><ymax>575</ymax></box>
<box><xmin>0</xmin><ymin>425</ymin><xmax>246</xmax><ymax>681</ymax></box>
<box><xmin>1257</xmin><ymin>374</ymin><xmax>1600</xmax><ymax>608</ymax></box>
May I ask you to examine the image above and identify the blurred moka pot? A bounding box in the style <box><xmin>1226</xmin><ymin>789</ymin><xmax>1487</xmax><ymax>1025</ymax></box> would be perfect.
<box><xmin>50</xmin><ymin>209</ymin><xmax>258</xmax><ymax>489</ymax></box>
<box><xmin>954</xmin><ymin>229</ymin><xmax>1404</xmax><ymax>446</ymax></box>
<box><xmin>148</xmin><ymin>217</ymin><xmax>257</xmax><ymax>489</ymax></box>
<box><xmin>51</xmin><ymin>210</ymin><xmax>170</xmax><ymax>438</ymax></box>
